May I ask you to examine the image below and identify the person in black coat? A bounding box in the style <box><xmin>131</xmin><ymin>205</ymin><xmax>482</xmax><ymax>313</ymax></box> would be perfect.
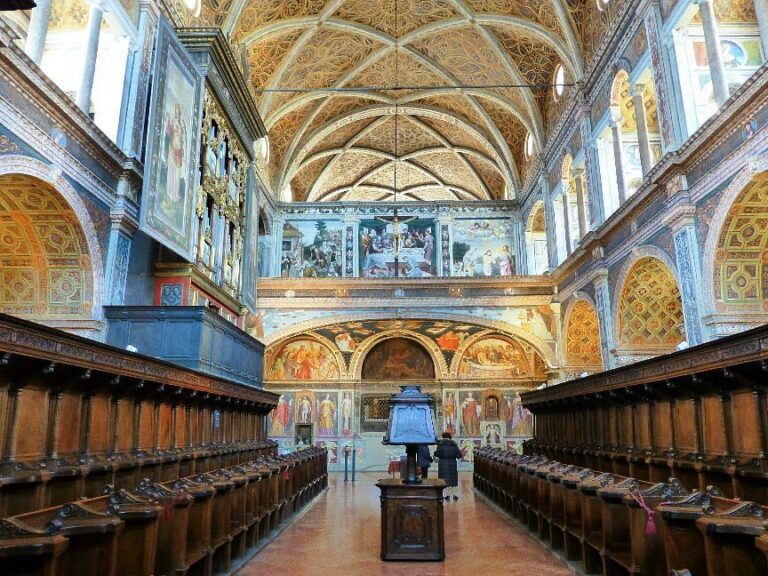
<box><xmin>417</xmin><ymin>444</ymin><xmax>433</xmax><ymax>479</ymax></box>
<box><xmin>434</xmin><ymin>432</ymin><xmax>462</xmax><ymax>500</ymax></box>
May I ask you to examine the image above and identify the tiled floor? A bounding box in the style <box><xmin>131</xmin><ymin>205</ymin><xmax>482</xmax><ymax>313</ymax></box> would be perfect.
<box><xmin>236</xmin><ymin>472</ymin><xmax>576</xmax><ymax>576</ymax></box>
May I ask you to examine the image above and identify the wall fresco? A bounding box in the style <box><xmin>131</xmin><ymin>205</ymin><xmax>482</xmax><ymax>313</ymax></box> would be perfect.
<box><xmin>361</xmin><ymin>337</ymin><xmax>435</xmax><ymax>379</ymax></box>
<box><xmin>451</xmin><ymin>218</ymin><xmax>516</xmax><ymax>277</ymax></box>
<box><xmin>359</xmin><ymin>218</ymin><xmax>436</xmax><ymax>277</ymax></box>
<box><xmin>280</xmin><ymin>219</ymin><xmax>343</xmax><ymax>278</ymax></box>
<box><xmin>268</xmin><ymin>337</ymin><xmax>341</xmax><ymax>381</ymax></box>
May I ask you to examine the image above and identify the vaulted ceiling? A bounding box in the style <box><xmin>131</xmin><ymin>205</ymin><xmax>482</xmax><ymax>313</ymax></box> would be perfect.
<box><xmin>171</xmin><ymin>0</ymin><xmax>605</xmax><ymax>201</ymax></box>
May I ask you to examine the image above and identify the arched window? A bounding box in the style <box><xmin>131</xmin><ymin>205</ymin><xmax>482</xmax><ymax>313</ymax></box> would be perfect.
<box><xmin>553</xmin><ymin>65</ymin><xmax>565</xmax><ymax>99</ymax></box>
<box><xmin>185</xmin><ymin>0</ymin><xmax>202</xmax><ymax>16</ymax></box>
<box><xmin>525</xmin><ymin>132</ymin><xmax>535</xmax><ymax>158</ymax></box>
<box><xmin>596</xmin><ymin>0</ymin><xmax>611</xmax><ymax>11</ymax></box>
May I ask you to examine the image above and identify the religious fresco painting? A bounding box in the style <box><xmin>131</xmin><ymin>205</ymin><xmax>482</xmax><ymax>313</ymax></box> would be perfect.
<box><xmin>451</xmin><ymin>218</ymin><xmax>516</xmax><ymax>277</ymax></box>
<box><xmin>458</xmin><ymin>336</ymin><xmax>533</xmax><ymax>379</ymax></box>
<box><xmin>459</xmin><ymin>391</ymin><xmax>482</xmax><ymax>437</ymax></box>
<box><xmin>481</xmin><ymin>421</ymin><xmax>504</xmax><ymax>447</ymax></box>
<box><xmin>140</xmin><ymin>17</ymin><xmax>203</xmax><ymax>261</ymax></box>
<box><xmin>295</xmin><ymin>390</ymin><xmax>315</xmax><ymax>424</ymax></box>
<box><xmin>268</xmin><ymin>392</ymin><xmax>294</xmax><ymax>437</ymax></box>
<box><xmin>361</xmin><ymin>337</ymin><xmax>435</xmax><ymax>380</ymax></box>
<box><xmin>268</xmin><ymin>338</ymin><xmax>341</xmax><ymax>381</ymax></box>
<box><xmin>442</xmin><ymin>389</ymin><xmax>458</xmax><ymax>436</ymax></box>
<box><xmin>359</xmin><ymin>218</ymin><xmax>436</xmax><ymax>278</ymax></box>
<box><xmin>317</xmin><ymin>392</ymin><xmax>338</xmax><ymax>437</ymax></box>
<box><xmin>281</xmin><ymin>220</ymin><xmax>343</xmax><ymax>278</ymax></box>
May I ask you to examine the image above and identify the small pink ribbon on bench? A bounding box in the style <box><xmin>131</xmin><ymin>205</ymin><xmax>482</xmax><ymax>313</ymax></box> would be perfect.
<box><xmin>630</xmin><ymin>489</ymin><xmax>656</xmax><ymax>535</ymax></box>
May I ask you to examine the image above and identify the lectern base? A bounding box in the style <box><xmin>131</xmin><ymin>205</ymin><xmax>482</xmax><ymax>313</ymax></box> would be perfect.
<box><xmin>376</xmin><ymin>478</ymin><xmax>446</xmax><ymax>561</ymax></box>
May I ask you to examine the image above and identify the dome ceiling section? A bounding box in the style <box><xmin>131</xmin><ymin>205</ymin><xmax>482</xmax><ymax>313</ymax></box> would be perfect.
<box><xmin>226</xmin><ymin>0</ymin><xmax>584</xmax><ymax>201</ymax></box>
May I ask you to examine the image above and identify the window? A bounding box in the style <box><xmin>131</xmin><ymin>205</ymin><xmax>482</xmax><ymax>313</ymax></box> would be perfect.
<box><xmin>525</xmin><ymin>132</ymin><xmax>535</xmax><ymax>158</ymax></box>
<box><xmin>597</xmin><ymin>0</ymin><xmax>610</xmax><ymax>11</ymax></box>
<box><xmin>185</xmin><ymin>0</ymin><xmax>202</xmax><ymax>16</ymax></box>
<box><xmin>553</xmin><ymin>65</ymin><xmax>565</xmax><ymax>99</ymax></box>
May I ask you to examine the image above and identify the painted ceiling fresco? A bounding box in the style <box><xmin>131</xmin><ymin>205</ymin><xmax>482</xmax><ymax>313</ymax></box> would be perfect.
<box><xmin>165</xmin><ymin>0</ymin><xmax>632</xmax><ymax>202</ymax></box>
<box><xmin>265</xmin><ymin>318</ymin><xmax>549</xmax><ymax>381</ymax></box>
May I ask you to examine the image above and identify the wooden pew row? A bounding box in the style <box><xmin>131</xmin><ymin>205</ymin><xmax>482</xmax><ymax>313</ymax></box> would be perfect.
<box><xmin>0</xmin><ymin>447</ymin><xmax>328</xmax><ymax>576</ymax></box>
<box><xmin>0</xmin><ymin>314</ymin><xmax>279</xmax><ymax>518</ymax></box>
<box><xmin>521</xmin><ymin>324</ymin><xmax>768</xmax><ymax>506</ymax></box>
<box><xmin>474</xmin><ymin>448</ymin><xmax>768</xmax><ymax>576</ymax></box>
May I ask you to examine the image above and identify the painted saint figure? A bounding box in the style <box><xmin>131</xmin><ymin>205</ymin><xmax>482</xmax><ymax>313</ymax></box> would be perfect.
<box><xmin>318</xmin><ymin>394</ymin><xmax>336</xmax><ymax>436</ymax></box>
<box><xmin>443</xmin><ymin>391</ymin><xmax>457</xmax><ymax>434</ymax></box>
<box><xmin>269</xmin><ymin>394</ymin><xmax>292</xmax><ymax>437</ymax></box>
<box><xmin>341</xmin><ymin>392</ymin><xmax>353</xmax><ymax>436</ymax></box>
<box><xmin>298</xmin><ymin>395</ymin><xmax>312</xmax><ymax>424</ymax></box>
<box><xmin>461</xmin><ymin>392</ymin><xmax>480</xmax><ymax>436</ymax></box>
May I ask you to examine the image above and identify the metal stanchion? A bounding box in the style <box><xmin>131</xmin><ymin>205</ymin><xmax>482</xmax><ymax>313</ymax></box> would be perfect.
<box><xmin>344</xmin><ymin>446</ymin><xmax>349</xmax><ymax>482</ymax></box>
<box><xmin>351</xmin><ymin>446</ymin><xmax>356</xmax><ymax>483</ymax></box>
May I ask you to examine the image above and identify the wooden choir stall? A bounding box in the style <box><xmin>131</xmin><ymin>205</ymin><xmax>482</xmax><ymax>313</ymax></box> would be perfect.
<box><xmin>0</xmin><ymin>315</ymin><xmax>328</xmax><ymax>576</ymax></box>
<box><xmin>474</xmin><ymin>324</ymin><xmax>768</xmax><ymax>576</ymax></box>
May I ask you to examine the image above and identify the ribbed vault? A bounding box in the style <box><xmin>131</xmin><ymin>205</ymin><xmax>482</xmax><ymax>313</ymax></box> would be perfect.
<box><xmin>173</xmin><ymin>0</ymin><xmax>592</xmax><ymax>201</ymax></box>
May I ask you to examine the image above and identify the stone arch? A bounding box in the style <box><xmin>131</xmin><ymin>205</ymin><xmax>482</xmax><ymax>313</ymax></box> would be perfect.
<box><xmin>614</xmin><ymin>252</ymin><xmax>685</xmax><ymax>357</ymax></box>
<box><xmin>0</xmin><ymin>157</ymin><xmax>105</xmax><ymax>334</ymax></box>
<box><xmin>265</xmin><ymin>332</ymin><xmax>347</xmax><ymax>381</ymax></box>
<box><xmin>349</xmin><ymin>329</ymin><xmax>448</xmax><ymax>380</ymax></box>
<box><xmin>260</xmin><ymin>312</ymin><xmax>558</xmax><ymax>369</ymax></box>
<box><xmin>449</xmin><ymin>330</ymin><xmax>548</xmax><ymax>380</ymax></box>
<box><xmin>562</xmin><ymin>295</ymin><xmax>603</xmax><ymax>369</ymax></box>
<box><xmin>702</xmin><ymin>156</ymin><xmax>768</xmax><ymax>333</ymax></box>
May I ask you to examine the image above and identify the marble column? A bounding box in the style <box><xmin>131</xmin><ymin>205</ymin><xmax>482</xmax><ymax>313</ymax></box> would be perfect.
<box><xmin>592</xmin><ymin>270</ymin><xmax>617</xmax><ymax>369</ymax></box>
<box><xmin>574</xmin><ymin>168</ymin><xmax>588</xmax><ymax>239</ymax></box>
<box><xmin>512</xmin><ymin>217</ymin><xmax>526</xmax><ymax>275</ymax></box>
<box><xmin>580</xmin><ymin>114</ymin><xmax>605</xmax><ymax>227</ymax></box>
<box><xmin>631</xmin><ymin>84</ymin><xmax>654</xmax><ymax>175</ymax></box>
<box><xmin>560</xmin><ymin>186</ymin><xmax>572</xmax><ymax>255</ymax></box>
<box><xmin>671</xmin><ymin>219</ymin><xmax>706</xmax><ymax>345</ymax></box>
<box><xmin>756</xmin><ymin>0</ymin><xmax>768</xmax><ymax>62</ymax></box>
<box><xmin>77</xmin><ymin>0</ymin><xmax>105</xmax><ymax>114</ymax></box>
<box><xmin>118</xmin><ymin>0</ymin><xmax>159</xmax><ymax>156</ymax></box>
<box><xmin>542</xmin><ymin>178</ymin><xmax>559</xmax><ymax>270</ymax></box>
<box><xmin>695</xmin><ymin>0</ymin><xmax>729</xmax><ymax>106</ymax></box>
<box><xmin>643</xmin><ymin>0</ymin><xmax>685</xmax><ymax>150</ymax></box>
<box><xmin>25</xmin><ymin>0</ymin><xmax>53</xmax><ymax>65</ymax></box>
<box><xmin>271</xmin><ymin>216</ymin><xmax>285</xmax><ymax>277</ymax></box>
<box><xmin>610</xmin><ymin>112</ymin><xmax>628</xmax><ymax>204</ymax></box>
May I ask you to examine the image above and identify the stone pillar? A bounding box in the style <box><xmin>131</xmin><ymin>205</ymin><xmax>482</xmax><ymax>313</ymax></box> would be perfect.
<box><xmin>25</xmin><ymin>0</ymin><xmax>53</xmax><ymax>65</ymax></box>
<box><xmin>695</xmin><ymin>0</ymin><xmax>729</xmax><ymax>106</ymax></box>
<box><xmin>592</xmin><ymin>270</ymin><xmax>617</xmax><ymax>369</ymax></box>
<box><xmin>512</xmin><ymin>217</ymin><xmax>526</xmax><ymax>275</ymax></box>
<box><xmin>631</xmin><ymin>84</ymin><xmax>654</xmax><ymax>175</ymax></box>
<box><xmin>756</xmin><ymin>0</ymin><xmax>768</xmax><ymax>61</ymax></box>
<box><xmin>560</xmin><ymin>187</ymin><xmax>572</xmax><ymax>255</ymax></box>
<box><xmin>77</xmin><ymin>0</ymin><xmax>106</xmax><ymax>114</ymax></box>
<box><xmin>643</xmin><ymin>0</ymin><xmax>685</xmax><ymax>150</ymax></box>
<box><xmin>670</xmin><ymin>214</ymin><xmax>706</xmax><ymax>346</ymax></box>
<box><xmin>542</xmin><ymin>178</ymin><xmax>558</xmax><ymax>270</ymax></box>
<box><xmin>272</xmin><ymin>216</ymin><xmax>285</xmax><ymax>277</ymax></box>
<box><xmin>580</xmin><ymin>114</ymin><xmax>605</xmax><ymax>227</ymax></box>
<box><xmin>437</xmin><ymin>215</ymin><xmax>453</xmax><ymax>277</ymax></box>
<box><xmin>610</xmin><ymin>112</ymin><xmax>628</xmax><ymax>204</ymax></box>
<box><xmin>574</xmin><ymin>168</ymin><xmax>588</xmax><ymax>239</ymax></box>
<box><xmin>118</xmin><ymin>0</ymin><xmax>159</xmax><ymax>156</ymax></box>
<box><xmin>343</xmin><ymin>216</ymin><xmax>359</xmax><ymax>278</ymax></box>
<box><xmin>105</xmin><ymin>201</ymin><xmax>139</xmax><ymax>305</ymax></box>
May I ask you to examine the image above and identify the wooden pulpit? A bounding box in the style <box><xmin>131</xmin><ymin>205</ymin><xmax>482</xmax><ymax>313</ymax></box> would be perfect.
<box><xmin>377</xmin><ymin>478</ymin><xmax>446</xmax><ymax>561</ymax></box>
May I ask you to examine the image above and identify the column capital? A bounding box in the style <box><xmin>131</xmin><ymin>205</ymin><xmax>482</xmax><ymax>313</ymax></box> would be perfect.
<box><xmin>87</xmin><ymin>0</ymin><xmax>109</xmax><ymax>13</ymax></box>
<box><xmin>630</xmin><ymin>83</ymin><xmax>646</xmax><ymax>98</ymax></box>
<box><xmin>574</xmin><ymin>166</ymin><xmax>585</xmax><ymax>178</ymax></box>
<box><xmin>609</xmin><ymin>107</ymin><xmax>624</xmax><ymax>127</ymax></box>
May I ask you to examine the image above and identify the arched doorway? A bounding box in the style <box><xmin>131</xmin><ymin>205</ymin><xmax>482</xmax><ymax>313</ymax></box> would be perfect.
<box><xmin>0</xmin><ymin>173</ymin><xmax>99</xmax><ymax>334</ymax></box>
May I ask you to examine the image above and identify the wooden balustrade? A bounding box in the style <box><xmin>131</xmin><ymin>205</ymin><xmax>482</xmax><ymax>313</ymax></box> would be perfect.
<box><xmin>521</xmin><ymin>324</ymin><xmax>768</xmax><ymax>505</ymax></box>
<box><xmin>474</xmin><ymin>448</ymin><xmax>768</xmax><ymax>576</ymax></box>
<box><xmin>0</xmin><ymin>447</ymin><xmax>328</xmax><ymax>576</ymax></box>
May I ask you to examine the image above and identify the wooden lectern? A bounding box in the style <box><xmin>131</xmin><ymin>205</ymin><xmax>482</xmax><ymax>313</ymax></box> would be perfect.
<box><xmin>377</xmin><ymin>478</ymin><xmax>446</xmax><ymax>561</ymax></box>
